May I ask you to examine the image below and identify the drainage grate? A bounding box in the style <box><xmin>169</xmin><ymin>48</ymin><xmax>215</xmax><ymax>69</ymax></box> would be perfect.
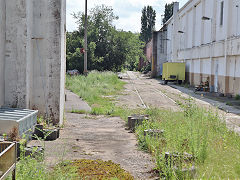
<box><xmin>0</xmin><ymin>108</ymin><xmax>38</xmax><ymax>138</ymax></box>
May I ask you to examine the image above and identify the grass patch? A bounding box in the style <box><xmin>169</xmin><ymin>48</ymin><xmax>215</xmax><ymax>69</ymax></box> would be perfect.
<box><xmin>13</xmin><ymin>158</ymin><xmax>78</xmax><ymax>180</ymax></box>
<box><xmin>71</xmin><ymin>109</ymin><xmax>87</xmax><ymax>114</ymax></box>
<box><xmin>66</xmin><ymin>71</ymin><xmax>144</xmax><ymax>120</ymax></box>
<box><xmin>135</xmin><ymin>103</ymin><xmax>240</xmax><ymax>179</ymax></box>
<box><xmin>66</xmin><ymin>71</ymin><xmax>128</xmax><ymax>116</ymax></box>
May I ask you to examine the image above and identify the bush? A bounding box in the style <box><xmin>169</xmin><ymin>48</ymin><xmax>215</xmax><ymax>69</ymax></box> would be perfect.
<box><xmin>235</xmin><ymin>94</ymin><xmax>240</xmax><ymax>100</ymax></box>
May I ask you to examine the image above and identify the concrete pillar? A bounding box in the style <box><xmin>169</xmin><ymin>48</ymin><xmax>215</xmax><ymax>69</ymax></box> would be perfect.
<box><xmin>224</xmin><ymin>0</ymin><xmax>233</xmax><ymax>94</ymax></box>
<box><xmin>173</xmin><ymin>2</ymin><xmax>179</xmax><ymax>15</ymax></box>
<box><xmin>151</xmin><ymin>32</ymin><xmax>158</xmax><ymax>78</ymax></box>
<box><xmin>0</xmin><ymin>0</ymin><xmax>6</xmax><ymax>107</ymax></box>
<box><xmin>172</xmin><ymin>2</ymin><xmax>179</xmax><ymax>61</ymax></box>
<box><xmin>4</xmin><ymin>0</ymin><xmax>29</xmax><ymax>108</ymax></box>
<box><xmin>2</xmin><ymin>0</ymin><xmax>66</xmax><ymax>125</ymax></box>
<box><xmin>210</xmin><ymin>0</ymin><xmax>218</xmax><ymax>91</ymax></box>
<box><xmin>31</xmin><ymin>0</ymin><xmax>66</xmax><ymax>124</ymax></box>
<box><xmin>59</xmin><ymin>0</ymin><xmax>66</xmax><ymax>125</ymax></box>
<box><xmin>26</xmin><ymin>1</ymin><xmax>34</xmax><ymax>109</ymax></box>
<box><xmin>201</xmin><ymin>0</ymin><xmax>206</xmax><ymax>45</ymax></box>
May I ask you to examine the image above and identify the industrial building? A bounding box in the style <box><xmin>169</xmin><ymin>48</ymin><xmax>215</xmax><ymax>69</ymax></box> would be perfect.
<box><xmin>151</xmin><ymin>0</ymin><xmax>240</xmax><ymax>96</ymax></box>
<box><xmin>0</xmin><ymin>0</ymin><xmax>66</xmax><ymax>124</ymax></box>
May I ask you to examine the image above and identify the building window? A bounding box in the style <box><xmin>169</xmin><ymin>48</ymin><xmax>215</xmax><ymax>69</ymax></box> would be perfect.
<box><xmin>220</xmin><ymin>1</ymin><xmax>224</xmax><ymax>26</ymax></box>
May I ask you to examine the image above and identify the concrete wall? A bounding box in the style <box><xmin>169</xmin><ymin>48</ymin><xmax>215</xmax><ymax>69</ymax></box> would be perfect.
<box><xmin>5</xmin><ymin>0</ymin><xmax>29</xmax><ymax>108</ymax></box>
<box><xmin>152</xmin><ymin>32</ymin><xmax>158</xmax><ymax>77</ymax></box>
<box><xmin>145</xmin><ymin>39</ymin><xmax>153</xmax><ymax>63</ymax></box>
<box><xmin>161</xmin><ymin>0</ymin><xmax>240</xmax><ymax>95</ymax></box>
<box><xmin>0</xmin><ymin>0</ymin><xmax>66</xmax><ymax>124</ymax></box>
<box><xmin>31</xmin><ymin>0</ymin><xmax>66</xmax><ymax>124</ymax></box>
<box><xmin>157</xmin><ymin>29</ymin><xmax>168</xmax><ymax>75</ymax></box>
<box><xmin>0</xmin><ymin>1</ymin><xmax>6</xmax><ymax>107</ymax></box>
<box><xmin>151</xmin><ymin>28</ymin><xmax>168</xmax><ymax>77</ymax></box>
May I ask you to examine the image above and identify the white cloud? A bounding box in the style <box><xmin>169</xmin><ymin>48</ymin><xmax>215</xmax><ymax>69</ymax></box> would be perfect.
<box><xmin>66</xmin><ymin>0</ymin><xmax>189</xmax><ymax>32</ymax></box>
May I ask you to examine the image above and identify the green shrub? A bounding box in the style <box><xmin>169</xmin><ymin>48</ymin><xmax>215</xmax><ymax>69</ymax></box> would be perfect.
<box><xmin>235</xmin><ymin>94</ymin><xmax>240</xmax><ymax>100</ymax></box>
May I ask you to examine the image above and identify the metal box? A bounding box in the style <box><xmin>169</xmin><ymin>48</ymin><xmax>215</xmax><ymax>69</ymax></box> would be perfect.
<box><xmin>162</xmin><ymin>62</ymin><xmax>185</xmax><ymax>83</ymax></box>
<box><xmin>0</xmin><ymin>141</ymin><xmax>16</xmax><ymax>180</ymax></box>
<box><xmin>0</xmin><ymin>108</ymin><xmax>38</xmax><ymax>138</ymax></box>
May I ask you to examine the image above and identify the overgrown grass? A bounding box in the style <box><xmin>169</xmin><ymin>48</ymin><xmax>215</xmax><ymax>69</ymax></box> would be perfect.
<box><xmin>66</xmin><ymin>71</ymin><xmax>148</xmax><ymax>121</ymax></box>
<box><xmin>136</xmin><ymin>101</ymin><xmax>240</xmax><ymax>179</ymax></box>
<box><xmin>66</xmin><ymin>71</ymin><xmax>128</xmax><ymax>116</ymax></box>
<box><xmin>71</xmin><ymin>109</ymin><xmax>88</xmax><ymax>114</ymax></box>
<box><xmin>6</xmin><ymin>140</ymin><xmax>78</xmax><ymax>180</ymax></box>
<box><xmin>12</xmin><ymin>157</ymin><xmax>78</xmax><ymax>180</ymax></box>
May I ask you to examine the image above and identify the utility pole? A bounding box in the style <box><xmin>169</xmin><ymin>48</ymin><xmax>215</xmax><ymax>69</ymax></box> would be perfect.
<box><xmin>84</xmin><ymin>0</ymin><xmax>88</xmax><ymax>75</ymax></box>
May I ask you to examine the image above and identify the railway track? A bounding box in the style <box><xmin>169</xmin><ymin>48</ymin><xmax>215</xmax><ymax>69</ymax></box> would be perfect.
<box><xmin>126</xmin><ymin>71</ymin><xmax>177</xmax><ymax>109</ymax></box>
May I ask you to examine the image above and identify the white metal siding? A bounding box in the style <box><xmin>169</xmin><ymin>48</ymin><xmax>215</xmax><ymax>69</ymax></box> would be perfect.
<box><xmin>194</xmin><ymin>2</ymin><xmax>202</xmax><ymax>46</ymax></box>
<box><xmin>187</xmin><ymin>9</ymin><xmax>193</xmax><ymax>48</ymax></box>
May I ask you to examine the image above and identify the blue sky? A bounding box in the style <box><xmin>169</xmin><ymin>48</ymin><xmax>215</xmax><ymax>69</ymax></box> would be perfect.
<box><xmin>66</xmin><ymin>0</ymin><xmax>189</xmax><ymax>33</ymax></box>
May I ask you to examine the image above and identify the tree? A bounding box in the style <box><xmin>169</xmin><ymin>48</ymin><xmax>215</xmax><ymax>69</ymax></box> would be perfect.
<box><xmin>162</xmin><ymin>3</ymin><xmax>174</xmax><ymax>24</ymax></box>
<box><xmin>66</xmin><ymin>5</ymin><xmax>145</xmax><ymax>73</ymax></box>
<box><xmin>140</xmin><ymin>6</ymin><xmax>156</xmax><ymax>43</ymax></box>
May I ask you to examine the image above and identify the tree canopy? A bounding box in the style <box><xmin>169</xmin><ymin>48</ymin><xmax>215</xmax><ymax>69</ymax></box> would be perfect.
<box><xmin>162</xmin><ymin>3</ymin><xmax>174</xmax><ymax>24</ymax></box>
<box><xmin>67</xmin><ymin>5</ymin><xmax>145</xmax><ymax>73</ymax></box>
<box><xmin>140</xmin><ymin>6</ymin><xmax>156</xmax><ymax>43</ymax></box>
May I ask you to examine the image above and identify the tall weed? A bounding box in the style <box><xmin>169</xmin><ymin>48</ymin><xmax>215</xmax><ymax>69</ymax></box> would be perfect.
<box><xmin>136</xmin><ymin>104</ymin><xmax>240</xmax><ymax>179</ymax></box>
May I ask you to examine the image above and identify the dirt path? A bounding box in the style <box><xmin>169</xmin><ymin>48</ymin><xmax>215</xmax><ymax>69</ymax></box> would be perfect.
<box><xmin>30</xmin><ymin>90</ymin><xmax>156</xmax><ymax>179</ymax></box>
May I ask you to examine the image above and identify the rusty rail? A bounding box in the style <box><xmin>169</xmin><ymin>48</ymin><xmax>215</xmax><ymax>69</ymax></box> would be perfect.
<box><xmin>0</xmin><ymin>142</ymin><xmax>16</xmax><ymax>180</ymax></box>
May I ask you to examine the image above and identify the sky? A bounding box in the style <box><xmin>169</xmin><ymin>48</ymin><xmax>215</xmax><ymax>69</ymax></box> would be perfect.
<box><xmin>66</xmin><ymin>0</ymin><xmax>189</xmax><ymax>33</ymax></box>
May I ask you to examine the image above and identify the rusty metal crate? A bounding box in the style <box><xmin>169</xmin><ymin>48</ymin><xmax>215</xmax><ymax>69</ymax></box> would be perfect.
<box><xmin>0</xmin><ymin>141</ymin><xmax>16</xmax><ymax>180</ymax></box>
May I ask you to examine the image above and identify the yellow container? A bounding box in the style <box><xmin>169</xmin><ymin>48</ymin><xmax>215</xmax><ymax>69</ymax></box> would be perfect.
<box><xmin>162</xmin><ymin>62</ymin><xmax>185</xmax><ymax>83</ymax></box>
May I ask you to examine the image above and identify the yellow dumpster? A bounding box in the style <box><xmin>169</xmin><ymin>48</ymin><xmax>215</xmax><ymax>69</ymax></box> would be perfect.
<box><xmin>162</xmin><ymin>62</ymin><xmax>185</xmax><ymax>84</ymax></box>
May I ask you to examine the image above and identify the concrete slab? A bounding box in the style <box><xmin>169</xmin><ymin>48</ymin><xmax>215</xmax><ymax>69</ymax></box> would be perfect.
<box><xmin>169</xmin><ymin>84</ymin><xmax>240</xmax><ymax>115</ymax></box>
<box><xmin>65</xmin><ymin>89</ymin><xmax>91</xmax><ymax>113</ymax></box>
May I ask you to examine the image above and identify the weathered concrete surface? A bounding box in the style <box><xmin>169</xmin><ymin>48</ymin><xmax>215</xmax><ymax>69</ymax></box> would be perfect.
<box><xmin>30</xmin><ymin>0</ymin><xmax>66</xmax><ymax>124</ymax></box>
<box><xmin>65</xmin><ymin>89</ymin><xmax>91</xmax><ymax>113</ymax></box>
<box><xmin>5</xmin><ymin>0</ymin><xmax>29</xmax><ymax>108</ymax></box>
<box><xmin>29</xmin><ymin>90</ymin><xmax>156</xmax><ymax>179</ymax></box>
<box><xmin>0</xmin><ymin>1</ymin><xmax>6</xmax><ymax>107</ymax></box>
<box><xmin>0</xmin><ymin>0</ymin><xmax>66</xmax><ymax>124</ymax></box>
<box><xmin>118</xmin><ymin>71</ymin><xmax>180</xmax><ymax>111</ymax></box>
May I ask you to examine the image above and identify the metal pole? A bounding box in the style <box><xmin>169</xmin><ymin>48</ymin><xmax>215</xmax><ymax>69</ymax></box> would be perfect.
<box><xmin>84</xmin><ymin>0</ymin><xmax>88</xmax><ymax>75</ymax></box>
